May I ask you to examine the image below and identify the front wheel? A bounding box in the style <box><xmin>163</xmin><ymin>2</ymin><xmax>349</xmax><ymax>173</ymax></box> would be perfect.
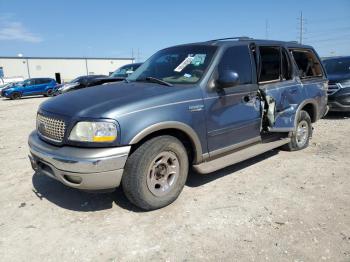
<box><xmin>10</xmin><ymin>92</ymin><xmax>21</xmax><ymax>100</ymax></box>
<box><xmin>122</xmin><ymin>135</ymin><xmax>189</xmax><ymax>210</ymax></box>
<box><xmin>282</xmin><ymin>110</ymin><xmax>312</xmax><ymax>151</ymax></box>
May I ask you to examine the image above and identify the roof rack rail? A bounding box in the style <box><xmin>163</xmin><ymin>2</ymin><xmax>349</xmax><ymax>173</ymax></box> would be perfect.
<box><xmin>288</xmin><ymin>41</ymin><xmax>299</xmax><ymax>44</ymax></box>
<box><xmin>207</xmin><ymin>36</ymin><xmax>253</xmax><ymax>42</ymax></box>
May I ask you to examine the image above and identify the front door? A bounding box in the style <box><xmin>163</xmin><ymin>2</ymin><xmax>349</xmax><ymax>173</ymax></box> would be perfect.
<box><xmin>22</xmin><ymin>79</ymin><xmax>36</xmax><ymax>96</ymax></box>
<box><xmin>204</xmin><ymin>45</ymin><xmax>261</xmax><ymax>157</ymax></box>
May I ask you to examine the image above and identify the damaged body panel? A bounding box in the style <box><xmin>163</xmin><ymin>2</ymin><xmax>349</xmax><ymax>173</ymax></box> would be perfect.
<box><xmin>256</xmin><ymin>45</ymin><xmax>327</xmax><ymax>132</ymax></box>
<box><xmin>261</xmin><ymin>80</ymin><xmax>304</xmax><ymax>132</ymax></box>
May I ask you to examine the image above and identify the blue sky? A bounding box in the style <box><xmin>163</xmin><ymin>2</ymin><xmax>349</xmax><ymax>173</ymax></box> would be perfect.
<box><xmin>0</xmin><ymin>0</ymin><xmax>349</xmax><ymax>60</ymax></box>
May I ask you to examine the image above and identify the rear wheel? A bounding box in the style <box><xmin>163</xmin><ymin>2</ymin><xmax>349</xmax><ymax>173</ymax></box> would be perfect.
<box><xmin>122</xmin><ymin>135</ymin><xmax>189</xmax><ymax>210</ymax></box>
<box><xmin>10</xmin><ymin>92</ymin><xmax>21</xmax><ymax>100</ymax></box>
<box><xmin>44</xmin><ymin>89</ymin><xmax>53</xmax><ymax>97</ymax></box>
<box><xmin>282</xmin><ymin>110</ymin><xmax>312</xmax><ymax>151</ymax></box>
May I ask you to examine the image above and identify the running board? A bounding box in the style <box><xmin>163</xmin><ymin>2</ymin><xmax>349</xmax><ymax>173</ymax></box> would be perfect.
<box><xmin>193</xmin><ymin>138</ymin><xmax>291</xmax><ymax>174</ymax></box>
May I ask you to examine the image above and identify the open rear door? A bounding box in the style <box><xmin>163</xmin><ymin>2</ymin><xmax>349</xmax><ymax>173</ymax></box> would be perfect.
<box><xmin>256</xmin><ymin>45</ymin><xmax>304</xmax><ymax>132</ymax></box>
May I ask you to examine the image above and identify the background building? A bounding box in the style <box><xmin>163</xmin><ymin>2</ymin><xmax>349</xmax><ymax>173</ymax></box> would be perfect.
<box><xmin>0</xmin><ymin>56</ymin><xmax>134</xmax><ymax>83</ymax></box>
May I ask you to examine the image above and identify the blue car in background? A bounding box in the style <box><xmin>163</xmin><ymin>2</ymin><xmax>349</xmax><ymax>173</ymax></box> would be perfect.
<box><xmin>1</xmin><ymin>78</ymin><xmax>57</xmax><ymax>100</ymax></box>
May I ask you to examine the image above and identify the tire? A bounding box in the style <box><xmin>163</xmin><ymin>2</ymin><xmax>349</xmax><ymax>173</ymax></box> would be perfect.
<box><xmin>122</xmin><ymin>135</ymin><xmax>189</xmax><ymax>210</ymax></box>
<box><xmin>282</xmin><ymin>110</ymin><xmax>312</xmax><ymax>151</ymax></box>
<box><xmin>44</xmin><ymin>89</ymin><xmax>53</xmax><ymax>97</ymax></box>
<box><xmin>10</xmin><ymin>92</ymin><xmax>21</xmax><ymax>100</ymax></box>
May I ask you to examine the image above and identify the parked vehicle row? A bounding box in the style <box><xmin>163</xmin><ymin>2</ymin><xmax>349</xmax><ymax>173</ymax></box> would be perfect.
<box><xmin>1</xmin><ymin>78</ymin><xmax>57</xmax><ymax>99</ymax></box>
<box><xmin>0</xmin><ymin>63</ymin><xmax>142</xmax><ymax>99</ymax></box>
<box><xmin>28</xmin><ymin>37</ymin><xmax>329</xmax><ymax>210</ymax></box>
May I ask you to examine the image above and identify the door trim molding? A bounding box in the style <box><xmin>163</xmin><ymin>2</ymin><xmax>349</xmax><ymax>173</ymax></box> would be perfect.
<box><xmin>209</xmin><ymin>136</ymin><xmax>261</xmax><ymax>158</ymax></box>
<box><xmin>208</xmin><ymin>119</ymin><xmax>261</xmax><ymax>137</ymax></box>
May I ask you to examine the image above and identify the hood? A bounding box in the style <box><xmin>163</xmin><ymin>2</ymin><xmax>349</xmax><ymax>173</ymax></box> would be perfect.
<box><xmin>327</xmin><ymin>73</ymin><xmax>350</xmax><ymax>83</ymax></box>
<box><xmin>59</xmin><ymin>82</ymin><xmax>79</xmax><ymax>92</ymax></box>
<box><xmin>40</xmin><ymin>82</ymin><xmax>198</xmax><ymax>119</ymax></box>
<box><xmin>2</xmin><ymin>83</ymin><xmax>20</xmax><ymax>91</ymax></box>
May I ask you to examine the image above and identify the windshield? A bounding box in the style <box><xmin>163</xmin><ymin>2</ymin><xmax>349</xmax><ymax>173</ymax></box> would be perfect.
<box><xmin>323</xmin><ymin>57</ymin><xmax>350</xmax><ymax>75</ymax></box>
<box><xmin>127</xmin><ymin>45</ymin><xmax>217</xmax><ymax>85</ymax></box>
<box><xmin>22</xmin><ymin>79</ymin><xmax>34</xmax><ymax>86</ymax></box>
<box><xmin>70</xmin><ymin>76</ymin><xmax>84</xmax><ymax>83</ymax></box>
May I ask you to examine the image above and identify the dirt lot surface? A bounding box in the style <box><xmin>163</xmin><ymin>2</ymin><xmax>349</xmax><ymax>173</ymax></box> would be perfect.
<box><xmin>0</xmin><ymin>96</ymin><xmax>349</xmax><ymax>261</ymax></box>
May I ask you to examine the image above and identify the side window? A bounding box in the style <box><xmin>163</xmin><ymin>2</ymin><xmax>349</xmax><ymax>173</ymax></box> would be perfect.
<box><xmin>35</xmin><ymin>79</ymin><xmax>44</xmax><ymax>85</ymax></box>
<box><xmin>218</xmin><ymin>46</ymin><xmax>252</xmax><ymax>85</ymax></box>
<box><xmin>259</xmin><ymin>47</ymin><xmax>280</xmax><ymax>83</ymax></box>
<box><xmin>290</xmin><ymin>49</ymin><xmax>323</xmax><ymax>79</ymax></box>
<box><xmin>25</xmin><ymin>79</ymin><xmax>35</xmax><ymax>86</ymax></box>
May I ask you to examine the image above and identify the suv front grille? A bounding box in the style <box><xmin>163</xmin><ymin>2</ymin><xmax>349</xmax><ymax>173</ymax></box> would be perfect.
<box><xmin>36</xmin><ymin>113</ymin><xmax>66</xmax><ymax>143</ymax></box>
<box><xmin>327</xmin><ymin>83</ymin><xmax>340</xmax><ymax>95</ymax></box>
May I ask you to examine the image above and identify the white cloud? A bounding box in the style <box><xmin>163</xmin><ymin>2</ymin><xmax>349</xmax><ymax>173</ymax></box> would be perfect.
<box><xmin>0</xmin><ymin>16</ymin><xmax>43</xmax><ymax>43</ymax></box>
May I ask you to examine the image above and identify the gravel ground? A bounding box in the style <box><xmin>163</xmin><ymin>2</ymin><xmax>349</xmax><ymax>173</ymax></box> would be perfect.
<box><xmin>0</xmin><ymin>96</ymin><xmax>349</xmax><ymax>262</ymax></box>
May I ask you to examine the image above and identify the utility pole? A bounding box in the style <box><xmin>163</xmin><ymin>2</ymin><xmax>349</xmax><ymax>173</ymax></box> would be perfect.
<box><xmin>297</xmin><ymin>11</ymin><xmax>306</xmax><ymax>44</ymax></box>
<box><xmin>265</xmin><ymin>19</ymin><xmax>269</xmax><ymax>39</ymax></box>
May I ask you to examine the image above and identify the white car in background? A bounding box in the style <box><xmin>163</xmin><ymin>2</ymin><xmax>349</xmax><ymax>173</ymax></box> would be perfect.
<box><xmin>0</xmin><ymin>76</ymin><xmax>24</xmax><ymax>86</ymax></box>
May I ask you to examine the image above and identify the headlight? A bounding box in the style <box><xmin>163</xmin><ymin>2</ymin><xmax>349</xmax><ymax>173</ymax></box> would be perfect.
<box><xmin>68</xmin><ymin>121</ymin><xmax>117</xmax><ymax>142</ymax></box>
<box><xmin>61</xmin><ymin>83</ymin><xmax>79</xmax><ymax>91</ymax></box>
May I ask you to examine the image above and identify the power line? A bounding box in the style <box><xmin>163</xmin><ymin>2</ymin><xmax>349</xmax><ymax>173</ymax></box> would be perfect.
<box><xmin>308</xmin><ymin>34</ymin><xmax>350</xmax><ymax>43</ymax></box>
<box><xmin>305</xmin><ymin>26</ymin><xmax>350</xmax><ymax>39</ymax></box>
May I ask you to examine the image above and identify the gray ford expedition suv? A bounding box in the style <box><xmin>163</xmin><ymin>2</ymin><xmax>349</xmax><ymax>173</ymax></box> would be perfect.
<box><xmin>28</xmin><ymin>37</ymin><xmax>328</xmax><ymax>210</ymax></box>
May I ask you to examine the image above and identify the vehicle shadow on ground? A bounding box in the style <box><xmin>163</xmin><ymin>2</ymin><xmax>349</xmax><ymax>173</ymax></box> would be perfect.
<box><xmin>31</xmin><ymin>172</ymin><xmax>142</xmax><ymax>212</ymax></box>
<box><xmin>1</xmin><ymin>96</ymin><xmax>47</xmax><ymax>101</ymax></box>
<box><xmin>186</xmin><ymin>150</ymin><xmax>278</xmax><ymax>187</ymax></box>
<box><xmin>323</xmin><ymin>112</ymin><xmax>349</xmax><ymax>120</ymax></box>
<box><xmin>31</xmin><ymin>150</ymin><xmax>279</xmax><ymax>212</ymax></box>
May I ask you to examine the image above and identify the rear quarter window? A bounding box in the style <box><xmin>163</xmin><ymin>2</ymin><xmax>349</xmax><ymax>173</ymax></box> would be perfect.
<box><xmin>290</xmin><ymin>49</ymin><xmax>323</xmax><ymax>79</ymax></box>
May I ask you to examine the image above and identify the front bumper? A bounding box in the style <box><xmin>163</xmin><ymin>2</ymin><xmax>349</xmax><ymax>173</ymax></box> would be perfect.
<box><xmin>28</xmin><ymin>131</ymin><xmax>130</xmax><ymax>190</ymax></box>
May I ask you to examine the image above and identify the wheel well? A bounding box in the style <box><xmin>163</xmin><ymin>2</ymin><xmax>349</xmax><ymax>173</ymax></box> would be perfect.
<box><xmin>130</xmin><ymin>128</ymin><xmax>196</xmax><ymax>164</ymax></box>
<box><xmin>301</xmin><ymin>103</ymin><xmax>316</xmax><ymax>123</ymax></box>
<box><xmin>11</xmin><ymin>91</ymin><xmax>21</xmax><ymax>97</ymax></box>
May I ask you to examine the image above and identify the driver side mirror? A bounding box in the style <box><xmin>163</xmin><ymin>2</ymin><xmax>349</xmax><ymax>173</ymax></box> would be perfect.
<box><xmin>216</xmin><ymin>70</ymin><xmax>240</xmax><ymax>88</ymax></box>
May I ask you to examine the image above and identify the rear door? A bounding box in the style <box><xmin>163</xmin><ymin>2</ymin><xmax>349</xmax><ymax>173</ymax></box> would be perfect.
<box><xmin>257</xmin><ymin>45</ymin><xmax>304</xmax><ymax>131</ymax></box>
<box><xmin>289</xmin><ymin>48</ymin><xmax>328</xmax><ymax>115</ymax></box>
<box><xmin>204</xmin><ymin>45</ymin><xmax>261</xmax><ymax>157</ymax></box>
<box><xmin>33</xmin><ymin>78</ymin><xmax>50</xmax><ymax>94</ymax></box>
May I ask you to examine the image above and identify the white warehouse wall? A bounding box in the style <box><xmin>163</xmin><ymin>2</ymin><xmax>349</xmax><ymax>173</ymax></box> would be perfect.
<box><xmin>0</xmin><ymin>58</ymin><xmax>29</xmax><ymax>79</ymax></box>
<box><xmin>0</xmin><ymin>57</ymin><xmax>134</xmax><ymax>82</ymax></box>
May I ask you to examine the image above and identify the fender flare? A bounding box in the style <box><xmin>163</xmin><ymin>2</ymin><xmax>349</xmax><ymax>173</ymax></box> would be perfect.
<box><xmin>129</xmin><ymin>121</ymin><xmax>203</xmax><ymax>163</ymax></box>
<box><xmin>294</xmin><ymin>99</ymin><xmax>318</xmax><ymax>128</ymax></box>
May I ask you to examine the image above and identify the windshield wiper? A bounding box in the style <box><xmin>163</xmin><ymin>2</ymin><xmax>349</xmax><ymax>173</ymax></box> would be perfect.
<box><xmin>138</xmin><ymin>77</ymin><xmax>173</xmax><ymax>87</ymax></box>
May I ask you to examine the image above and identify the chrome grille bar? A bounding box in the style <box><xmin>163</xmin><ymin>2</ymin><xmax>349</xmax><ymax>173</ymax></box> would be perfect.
<box><xmin>327</xmin><ymin>83</ymin><xmax>340</xmax><ymax>95</ymax></box>
<box><xmin>36</xmin><ymin>114</ymin><xmax>66</xmax><ymax>143</ymax></box>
